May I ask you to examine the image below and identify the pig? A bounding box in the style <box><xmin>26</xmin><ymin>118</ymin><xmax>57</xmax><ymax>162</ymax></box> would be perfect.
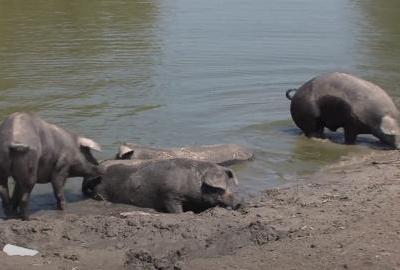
<box><xmin>115</xmin><ymin>143</ymin><xmax>254</xmax><ymax>166</ymax></box>
<box><xmin>0</xmin><ymin>112</ymin><xmax>101</xmax><ymax>219</ymax></box>
<box><xmin>286</xmin><ymin>72</ymin><xmax>400</xmax><ymax>148</ymax></box>
<box><xmin>82</xmin><ymin>158</ymin><xmax>239</xmax><ymax>213</ymax></box>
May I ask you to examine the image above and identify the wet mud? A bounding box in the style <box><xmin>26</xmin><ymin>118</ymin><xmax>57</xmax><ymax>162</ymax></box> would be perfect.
<box><xmin>1</xmin><ymin>151</ymin><xmax>400</xmax><ymax>269</ymax></box>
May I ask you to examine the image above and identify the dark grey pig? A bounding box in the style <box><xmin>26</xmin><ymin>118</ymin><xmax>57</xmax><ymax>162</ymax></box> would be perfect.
<box><xmin>286</xmin><ymin>72</ymin><xmax>400</xmax><ymax>148</ymax></box>
<box><xmin>0</xmin><ymin>112</ymin><xmax>101</xmax><ymax>219</ymax></box>
<box><xmin>115</xmin><ymin>143</ymin><xmax>254</xmax><ymax>166</ymax></box>
<box><xmin>82</xmin><ymin>158</ymin><xmax>239</xmax><ymax>213</ymax></box>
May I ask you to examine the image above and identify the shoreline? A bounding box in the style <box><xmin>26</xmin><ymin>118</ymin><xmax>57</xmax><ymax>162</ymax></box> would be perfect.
<box><xmin>1</xmin><ymin>150</ymin><xmax>400</xmax><ymax>269</ymax></box>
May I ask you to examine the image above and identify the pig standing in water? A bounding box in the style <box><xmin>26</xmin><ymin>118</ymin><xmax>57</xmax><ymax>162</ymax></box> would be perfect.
<box><xmin>0</xmin><ymin>112</ymin><xmax>101</xmax><ymax>219</ymax></box>
<box><xmin>286</xmin><ymin>72</ymin><xmax>400</xmax><ymax>148</ymax></box>
<box><xmin>116</xmin><ymin>143</ymin><xmax>254</xmax><ymax>166</ymax></box>
<box><xmin>82</xmin><ymin>158</ymin><xmax>239</xmax><ymax>213</ymax></box>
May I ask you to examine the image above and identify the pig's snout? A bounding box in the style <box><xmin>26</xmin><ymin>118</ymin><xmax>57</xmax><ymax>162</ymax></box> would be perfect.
<box><xmin>222</xmin><ymin>190</ymin><xmax>242</xmax><ymax>210</ymax></box>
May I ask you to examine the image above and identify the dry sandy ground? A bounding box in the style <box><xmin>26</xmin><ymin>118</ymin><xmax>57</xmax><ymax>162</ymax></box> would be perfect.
<box><xmin>1</xmin><ymin>150</ymin><xmax>400</xmax><ymax>270</ymax></box>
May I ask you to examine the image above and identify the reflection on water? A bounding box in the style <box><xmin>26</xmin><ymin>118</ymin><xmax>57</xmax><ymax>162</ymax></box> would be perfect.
<box><xmin>0</xmin><ymin>0</ymin><xmax>161</xmax><ymax>144</ymax></box>
<box><xmin>0</xmin><ymin>0</ymin><xmax>399</xmax><ymax>215</ymax></box>
<box><xmin>354</xmin><ymin>0</ymin><xmax>400</xmax><ymax>95</ymax></box>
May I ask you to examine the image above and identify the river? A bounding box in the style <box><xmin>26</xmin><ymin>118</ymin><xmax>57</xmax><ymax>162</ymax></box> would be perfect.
<box><xmin>0</xmin><ymin>0</ymin><xmax>399</xmax><ymax>214</ymax></box>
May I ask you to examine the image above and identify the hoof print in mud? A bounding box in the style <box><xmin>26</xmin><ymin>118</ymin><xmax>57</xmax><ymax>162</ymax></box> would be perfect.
<box><xmin>248</xmin><ymin>221</ymin><xmax>284</xmax><ymax>245</ymax></box>
<box><xmin>125</xmin><ymin>249</ymin><xmax>183</xmax><ymax>270</ymax></box>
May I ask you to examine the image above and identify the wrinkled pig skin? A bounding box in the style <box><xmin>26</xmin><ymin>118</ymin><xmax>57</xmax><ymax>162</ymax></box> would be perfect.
<box><xmin>286</xmin><ymin>72</ymin><xmax>400</xmax><ymax>148</ymax></box>
<box><xmin>0</xmin><ymin>112</ymin><xmax>101</xmax><ymax>219</ymax></box>
<box><xmin>82</xmin><ymin>158</ymin><xmax>239</xmax><ymax>213</ymax></box>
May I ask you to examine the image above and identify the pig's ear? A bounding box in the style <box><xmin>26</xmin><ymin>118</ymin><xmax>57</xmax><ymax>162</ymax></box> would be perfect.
<box><xmin>225</xmin><ymin>168</ymin><xmax>238</xmax><ymax>186</ymax></box>
<box><xmin>380</xmin><ymin>115</ymin><xmax>400</xmax><ymax>135</ymax></box>
<box><xmin>203</xmin><ymin>176</ymin><xmax>227</xmax><ymax>190</ymax></box>
<box><xmin>78</xmin><ymin>137</ymin><xmax>102</xmax><ymax>152</ymax></box>
<box><xmin>117</xmin><ymin>144</ymin><xmax>134</xmax><ymax>159</ymax></box>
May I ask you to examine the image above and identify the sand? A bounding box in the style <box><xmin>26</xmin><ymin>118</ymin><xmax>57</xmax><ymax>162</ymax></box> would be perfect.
<box><xmin>1</xmin><ymin>150</ymin><xmax>400</xmax><ymax>269</ymax></box>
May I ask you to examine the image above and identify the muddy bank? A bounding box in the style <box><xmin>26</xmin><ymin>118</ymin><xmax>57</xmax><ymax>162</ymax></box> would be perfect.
<box><xmin>1</xmin><ymin>151</ymin><xmax>400</xmax><ymax>269</ymax></box>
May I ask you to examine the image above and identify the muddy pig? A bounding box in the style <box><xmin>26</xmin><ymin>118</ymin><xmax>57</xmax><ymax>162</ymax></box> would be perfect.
<box><xmin>286</xmin><ymin>72</ymin><xmax>400</xmax><ymax>148</ymax></box>
<box><xmin>116</xmin><ymin>143</ymin><xmax>254</xmax><ymax>166</ymax></box>
<box><xmin>0</xmin><ymin>112</ymin><xmax>101</xmax><ymax>219</ymax></box>
<box><xmin>82</xmin><ymin>158</ymin><xmax>239</xmax><ymax>213</ymax></box>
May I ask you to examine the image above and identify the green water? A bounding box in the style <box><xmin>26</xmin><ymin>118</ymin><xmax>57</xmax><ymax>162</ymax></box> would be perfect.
<box><xmin>0</xmin><ymin>0</ymin><xmax>399</xmax><ymax>212</ymax></box>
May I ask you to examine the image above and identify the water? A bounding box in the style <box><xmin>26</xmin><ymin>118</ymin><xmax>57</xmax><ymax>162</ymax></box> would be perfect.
<box><xmin>0</xmin><ymin>0</ymin><xmax>399</xmax><ymax>213</ymax></box>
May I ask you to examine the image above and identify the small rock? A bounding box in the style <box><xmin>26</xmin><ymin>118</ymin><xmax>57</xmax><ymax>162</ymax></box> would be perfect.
<box><xmin>2</xmin><ymin>244</ymin><xmax>39</xmax><ymax>256</ymax></box>
<box><xmin>116</xmin><ymin>243</ymin><xmax>125</xmax><ymax>249</ymax></box>
<box><xmin>80</xmin><ymin>243</ymin><xmax>89</xmax><ymax>249</ymax></box>
<box><xmin>64</xmin><ymin>254</ymin><xmax>79</xmax><ymax>261</ymax></box>
<box><xmin>53</xmin><ymin>252</ymin><xmax>61</xmax><ymax>257</ymax></box>
<box><xmin>120</xmin><ymin>211</ymin><xmax>153</xmax><ymax>218</ymax></box>
<box><xmin>181</xmin><ymin>232</ymin><xmax>190</xmax><ymax>239</ymax></box>
<box><xmin>62</xmin><ymin>234</ymin><xmax>71</xmax><ymax>240</ymax></box>
<box><xmin>127</xmin><ymin>220</ymin><xmax>136</xmax><ymax>226</ymax></box>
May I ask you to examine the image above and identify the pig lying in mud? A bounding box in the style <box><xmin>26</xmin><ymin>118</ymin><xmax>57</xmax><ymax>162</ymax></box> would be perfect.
<box><xmin>82</xmin><ymin>158</ymin><xmax>239</xmax><ymax>213</ymax></box>
<box><xmin>286</xmin><ymin>72</ymin><xmax>400</xmax><ymax>148</ymax></box>
<box><xmin>0</xmin><ymin>112</ymin><xmax>101</xmax><ymax>219</ymax></box>
<box><xmin>115</xmin><ymin>143</ymin><xmax>254</xmax><ymax>166</ymax></box>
